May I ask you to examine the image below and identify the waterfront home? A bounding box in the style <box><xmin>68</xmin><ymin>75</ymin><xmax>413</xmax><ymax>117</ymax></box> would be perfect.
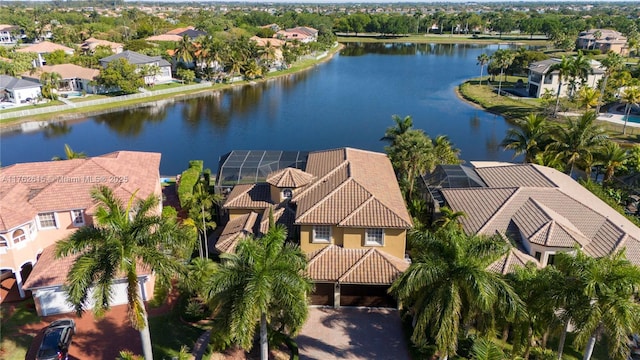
<box><xmin>1</xmin><ymin>151</ymin><xmax>162</xmax><ymax>316</ymax></box>
<box><xmin>0</xmin><ymin>75</ymin><xmax>42</xmax><ymax>104</ymax></box>
<box><xmin>216</xmin><ymin>148</ymin><xmax>413</xmax><ymax>308</ymax></box>
<box><xmin>146</xmin><ymin>26</ymin><xmax>207</xmax><ymax>42</ymax></box>
<box><xmin>99</xmin><ymin>50</ymin><xmax>172</xmax><ymax>85</ymax></box>
<box><xmin>250</xmin><ymin>36</ymin><xmax>285</xmax><ymax>69</ymax></box>
<box><xmin>576</xmin><ymin>29</ymin><xmax>628</xmax><ymax>56</ymax></box>
<box><xmin>16</xmin><ymin>41</ymin><xmax>75</xmax><ymax>67</ymax></box>
<box><xmin>275</xmin><ymin>26</ymin><xmax>318</xmax><ymax>43</ymax></box>
<box><xmin>22</xmin><ymin>64</ymin><xmax>100</xmax><ymax>94</ymax></box>
<box><xmin>80</xmin><ymin>37</ymin><xmax>124</xmax><ymax>54</ymax></box>
<box><xmin>0</xmin><ymin>24</ymin><xmax>18</xmax><ymax>45</ymax></box>
<box><xmin>527</xmin><ymin>58</ymin><xmax>604</xmax><ymax>98</ymax></box>
<box><xmin>422</xmin><ymin>163</ymin><xmax>640</xmax><ymax>271</ymax></box>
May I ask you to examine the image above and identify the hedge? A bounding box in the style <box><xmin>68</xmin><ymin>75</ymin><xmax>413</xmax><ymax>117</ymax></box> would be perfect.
<box><xmin>178</xmin><ymin>160</ymin><xmax>203</xmax><ymax>208</ymax></box>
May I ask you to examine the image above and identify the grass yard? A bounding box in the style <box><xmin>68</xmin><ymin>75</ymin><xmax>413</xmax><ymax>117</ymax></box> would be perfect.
<box><xmin>0</xmin><ymin>100</ymin><xmax>65</xmax><ymax>114</ymax></box>
<box><xmin>149</xmin><ymin>312</ymin><xmax>211</xmax><ymax>359</ymax></box>
<box><xmin>0</xmin><ymin>300</ymin><xmax>41</xmax><ymax>360</ymax></box>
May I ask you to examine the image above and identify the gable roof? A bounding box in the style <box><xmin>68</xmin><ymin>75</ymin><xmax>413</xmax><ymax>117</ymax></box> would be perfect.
<box><xmin>100</xmin><ymin>50</ymin><xmax>170</xmax><ymax>67</ymax></box>
<box><xmin>266</xmin><ymin>167</ymin><xmax>315</xmax><ymax>188</ymax></box>
<box><xmin>306</xmin><ymin>245</ymin><xmax>409</xmax><ymax>284</ymax></box>
<box><xmin>529</xmin><ymin>58</ymin><xmax>605</xmax><ymax>75</ymax></box>
<box><xmin>0</xmin><ymin>75</ymin><xmax>40</xmax><ymax>91</ymax></box>
<box><xmin>437</xmin><ymin>162</ymin><xmax>640</xmax><ymax>265</ymax></box>
<box><xmin>25</xmin><ymin>64</ymin><xmax>99</xmax><ymax>81</ymax></box>
<box><xmin>16</xmin><ymin>41</ymin><xmax>73</xmax><ymax>54</ymax></box>
<box><xmin>80</xmin><ymin>37</ymin><xmax>123</xmax><ymax>53</ymax></box>
<box><xmin>0</xmin><ymin>151</ymin><xmax>161</xmax><ymax>231</ymax></box>
<box><xmin>214</xmin><ymin>212</ymin><xmax>258</xmax><ymax>254</ymax></box>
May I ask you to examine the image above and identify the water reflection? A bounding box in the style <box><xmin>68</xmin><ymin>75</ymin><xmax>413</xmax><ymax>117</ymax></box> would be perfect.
<box><xmin>43</xmin><ymin>122</ymin><xmax>72</xmax><ymax>138</ymax></box>
<box><xmin>93</xmin><ymin>102</ymin><xmax>168</xmax><ymax>137</ymax></box>
<box><xmin>340</xmin><ymin>42</ymin><xmax>491</xmax><ymax>57</ymax></box>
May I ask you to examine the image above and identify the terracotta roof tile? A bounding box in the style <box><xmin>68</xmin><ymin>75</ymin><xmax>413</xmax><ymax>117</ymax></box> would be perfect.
<box><xmin>306</xmin><ymin>245</ymin><xmax>408</xmax><ymax>284</ymax></box>
<box><xmin>16</xmin><ymin>41</ymin><xmax>73</xmax><ymax>54</ymax></box>
<box><xmin>26</xmin><ymin>64</ymin><xmax>99</xmax><ymax>81</ymax></box>
<box><xmin>488</xmin><ymin>248</ymin><xmax>540</xmax><ymax>275</ymax></box>
<box><xmin>475</xmin><ymin>165</ymin><xmax>556</xmax><ymax>188</ymax></box>
<box><xmin>266</xmin><ymin>168</ymin><xmax>315</xmax><ymax>188</ymax></box>
<box><xmin>441</xmin><ymin>188</ymin><xmax>516</xmax><ymax>233</ymax></box>
<box><xmin>223</xmin><ymin>183</ymin><xmax>273</xmax><ymax>209</ymax></box>
<box><xmin>215</xmin><ymin>212</ymin><xmax>257</xmax><ymax>254</ymax></box>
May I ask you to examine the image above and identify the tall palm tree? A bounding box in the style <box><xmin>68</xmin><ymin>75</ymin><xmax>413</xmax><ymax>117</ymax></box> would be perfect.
<box><xmin>56</xmin><ymin>186</ymin><xmax>189</xmax><ymax>360</ymax></box>
<box><xmin>549</xmin><ymin>111</ymin><xmax>608</xmax><ymax>177</ymax></box>
<box><xmin>477</xmin><ymin>53</ymin><xmax>490</xmax><ymax>86</ymax></box>
<box><xmin>385</xmin><ymin>129</ymin><xmax>434</xmax><ymax>200</ymax></box>
<box><xmin>205</xmin><ymin>224</ymin><xmax>312</xmax><ymax>360</ymax></box>
<box><xmin>186</xmin><ymin>182</ymin><xmax>222</xmax><ymax>259</ymax></box>
<box><xmin>492</xmin><ymin>49</ymin><xmax>515</xmax><ymax>96</ymax></box>
<box><xmin>621</xmin><ymin>86</ymin><xmax>640</xmax><ymax>135</ymax></box>
<box><xmin>597</xmin><ymin>141</ymin><xmax>629</xmax><ymax>183</ymax></box>
<box><xmin>52</xmin><ymin>144</ymin><xmax>87</xmax><ymax>161</ymax></box>
<box><xmin>567</xmin><ymin>51</ymin><xmax>593</xmax><ymax>99</ymax></box>
<box><xmin>432</xmin><ymin>135</ymin><xmax>462</xmax><ymax>167</ymax></box>
<box><xmin>556</xmin><ymin>250</ymin><xmax>640</xmax><ymax>360</ymax></box>
<box><xmin>550</xmin><ymin>56</ymin><xmax>573</xmax><ymax>116</ymax></box>
<box><xmin>432</xmin><ymin>206</ymin><xmax>465</xmax><ymax>230</ymax></box>
<box><xmin>390</xmin><ymin>226</ymin><xmax>522</xmax><ymax>359</ymax></box>
<box><xmin>596</xmin><ymin>51</ymin><xmax>624</xmax><ymax>114</ymax></box>
<box><xmin>381</xmin><ymin>114</ymin><xmax>413</xmax><ymax>145</ymax></box>
<box><xmin>174</xmin><ymin>34</ymin><xmax>196</xmax><ymax>66</ymax></box>
<box><xmin>501</xmin><ymin>113</ymin><xmax>550</xmax><ymax>163</ymax></box>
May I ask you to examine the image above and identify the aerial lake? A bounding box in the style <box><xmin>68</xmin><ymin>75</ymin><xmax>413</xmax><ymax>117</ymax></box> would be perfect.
<box><xmin>0</xmin><ymin>43</ymin><xmax>520</xmax><ymax>175</ymax></box>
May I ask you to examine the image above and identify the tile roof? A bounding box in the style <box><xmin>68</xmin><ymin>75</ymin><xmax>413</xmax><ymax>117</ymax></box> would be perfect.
<box><xmin>306</xmin><ymin>245</ymin><xmax>409</xmax><ymax>284</ymax></box>
<box><xmin>249</xmin><ymin>36</ymin><xmax>285</xmax><ymax>48</ymax></box>
<box><xmin>100</xmin><ymin>50</ymin><xmax>171</xmax><ymax>67</ymax></box>
<box><xmin>437</xmin><ymin>162</ymin><xmax>640</xmax><ymax>266</ymax></box>
<box><xmin>25</xmin><ymin>64</ymin><xmax>99</xmax><ymax>81</ymax></box>
<box><xmin>266</xmin><ymin>167</ymin><xmax>315</xmax><ymax>188</ymax></box>
<box><xmin>0</xmin><ymin>75</ymin><xmax>41</xmax><ymax>91</ymax></box>
<box><xmin>214</xmin><ymin>212</ymin><xmax>257</xmax><ymax>254</ymax></box>
<box><xmin>488</xmin><ymin>247</ymin><xmax>540</xmax><ymax>275</ymax></box>
<box><xmin>223</xmin><ymin>183</ymin><xmax>273</xmax><ymax>209</ymax></box>
<box><xmin>0</xmin><ymin>24</ymin><xmax>19</xmax><ymax>32</ymax></box>
<box><xmin>16</xmin><ymin>41</ymin><xmax>73</xmax><ymax>54</ymax></box>
<box><xmin>0</xmin><ymin>151</ymin><xmax>161</xmax><ymax>231</ymax></box>
<box><xmin>80</xmin><ymin>37</ymin><xmax>123</xmax><ymax>53</ymax></box>
<box><xmin>23</xmin><ymin>244</ymin><xmax>151</xmax><ymax>289</ymax></box>
<box><xmin>146</xmin><ymin>34</ymin><xmax>183</xmax><ymax>42</ymax></box>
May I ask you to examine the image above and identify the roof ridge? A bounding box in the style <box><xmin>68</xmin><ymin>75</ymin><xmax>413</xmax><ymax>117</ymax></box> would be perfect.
<box><xmin>293</xmin><ymin>160</ymin><xmax>349</xmax><ymax>201</ymax></box>
<box><xmin>225</xmin><ymin>185</ymin><xmax>255</xmax><ymax>208</ymax></box>
<box><xmin>612</xmin><ymin>234</ymin><xmax>630</xmax><ymax>253</ymax></box>
<box><xmin>477</xmin><ymin>188</ymin><xmax>521</xmax><ymax>234</ymax></box>
<box><xmin>338</xmin><ymin>248</ymin><xmax>375</xmax><ymax>282</ymax></box>
<box><xmin>295</xmin><ymin>176</ymin><xmax>355</xmax><ymax>223</ymax></box>
<box><xmin>338</xmin><ymin>196</ymin><xmax>375</xmax><ymax>226</ymax></box>
<box><xmin>307</xmin><ymin>245</ymin><xmax>335</xmax><ymax>266</ymax></box>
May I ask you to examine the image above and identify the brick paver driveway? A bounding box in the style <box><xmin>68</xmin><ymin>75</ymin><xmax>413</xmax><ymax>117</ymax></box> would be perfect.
<box><xmin>296</xmin><ymin>307</ymin><xmax>411</xmax><ymax>360</ymax></box>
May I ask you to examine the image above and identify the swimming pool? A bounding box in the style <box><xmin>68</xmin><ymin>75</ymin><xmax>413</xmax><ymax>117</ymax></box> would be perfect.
<box><xmin>626</xmin><ymin>114</ymin><xmax>640</xmax><ymax>124</ymax></box>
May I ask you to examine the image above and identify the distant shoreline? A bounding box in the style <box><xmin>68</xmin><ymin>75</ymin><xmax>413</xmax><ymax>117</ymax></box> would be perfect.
<box><xmin>337</xmin><ymin>34</ymin><xmax>550</xmax><ymax>46</ymax></box>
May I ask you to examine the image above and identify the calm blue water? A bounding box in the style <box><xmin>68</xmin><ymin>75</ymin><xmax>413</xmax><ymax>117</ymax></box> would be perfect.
<box><xmin>0</xmin><ymin>43</ymin><xmax>518</xmax><ymax>175</ymax></box>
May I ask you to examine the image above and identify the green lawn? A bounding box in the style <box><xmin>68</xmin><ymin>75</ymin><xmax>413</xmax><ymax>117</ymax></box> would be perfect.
<box><xmin>149</xmin><ymin>82</ymin><xmax>184</xmax><ymax>91</ymax></box>
<box><xmin>0</xmin><ymin>100</ymin><xmax>65</xmax><ymax>114</ymax></box>
<box><xmin>149</xmin><ymin>312</ymin><xmax>211</xmax><ymax>359</ymax></box>
<box><xmin>68</xmin><ymin>94</ymin><xmax>109</xmax><ymax>103</ymax></box>
<box><xmin>0</xmin><ymin>300</ymin><xmax>41</xmax><ymax>360</ymax></box>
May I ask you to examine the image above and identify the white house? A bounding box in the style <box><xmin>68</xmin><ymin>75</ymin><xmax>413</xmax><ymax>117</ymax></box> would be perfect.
<box><xmin>527</xmin><ymin>58</ymin><xmax>604</xmax><ymax>98</ymax></box>
<box><xmin>99</xmin><ymin>50</ymin><xmax>172</xmax><ymax>85</ymax></box>
<box><xmin>16</xmin><ymin>41</ymin><xmax>75</xmax><ymax>67</ymax></box>
<box><xmin>23</xmin><ymin>64</ymin><xmax>100</xmax><ymax>94</ymax></box>
<box><xmin>0</xmin><ymin>24</ymin><xmax>18</xmax><ymax>45</ymax></box>
<box><xmin>0</xmin><ymin>75</ymin><xmax>42</xmax><ymax>104</ymax></box>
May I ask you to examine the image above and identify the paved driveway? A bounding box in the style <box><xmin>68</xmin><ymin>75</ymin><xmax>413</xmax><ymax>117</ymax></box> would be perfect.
<box><xmin>296</xmin><ymin>307</ymin><xmax>411</xmax><ymax>360</ymax></box>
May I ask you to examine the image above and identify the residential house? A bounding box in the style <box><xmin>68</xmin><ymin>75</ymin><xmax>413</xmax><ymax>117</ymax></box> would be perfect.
<box><xmin>22</xmin><ymin>64</ymin><xmax>100</xmax><ymax>94</ymax></box>
<box><xmin>1</xmin><ymin>151</ymin><xmax>162</xmax><ymax>316</ymax></box>
<box><xmin>217</xmin><ymin>148</ymin><xmax>413</xmax><ymax>308</ymax></box>
<box><xmin>0</xmin><ymin>24</ymin><xmax>19</xmax><ymax>45</ymax></box>
<box><xmin>527</xmin><ymin>58</ymin><xmax>604</xmax><ymax>98</ymax></box>
<box><xmin>99</xmin><ymin>50</ymin><xmax>172</xmax><ymax>85</ymax></box>
<box><xmin>250</xmin><ymin>36</ymin><xmax>286</xmax><ymax>70</ymax></box>
<box><xmin>146</xmin><ymin>26</ymin><xmax>207</xmax><ymax>42</ymax></box>
<box><xmin>275</xmin><ymin>26</ymin><xmax>318</xmax><ymax>43</ymax></box>
<box><xmin>422</xmin><ymin>163</ymin><xmax>640</xmax><ymax>272</ymax></box>
<box><xmin>16</xmin><ymin>41</ymin><xmax>75</xmax><ymax>67</ymax></box>
<box><xmin>0</xmin><ymin>75</ymin><xmax>42</xmax><ymax>104</ymax></box>
<box><xmin>80</xmin><ymin>37</ymin><xmax>123</xmax><ymax>55</ymax></box>
<box><xmin>576</xmin><ymin>29</ymin><xmax>628</xmax><ymax>56</ymax></box>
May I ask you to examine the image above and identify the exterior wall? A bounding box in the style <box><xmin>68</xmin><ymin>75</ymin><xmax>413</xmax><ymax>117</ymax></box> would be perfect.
<box><xmin>299</xmin><ymin>225</ymin><xmax>407</xmax><ymax>258</ymax></box>
<box><xmin>0</xmin><ymin>30</ymin><xmax>15</xmax><ymax>44</ymax></box>
<box><xmin>0</xmin><ymin>211</ymin><xmax>91</xmax><ymax>272</ymax></box>
<box><xmin>6</xmin><ymin>87</ymin><xmax>42</xmax><ymax>104</ymax></box>
<box><xmin>270</xmin><ymin>185</ymin><xmax>282</xmax><ymax>203</ymax></box>
<box><xmin>524</xmin><ymin>239</ymin><xmax>574</xmax><ymax>267</ymax></box>
<box><xmin>528</xmin><ymin>70</ymin><xmax>603</xmax><ymax>98</ymax></box>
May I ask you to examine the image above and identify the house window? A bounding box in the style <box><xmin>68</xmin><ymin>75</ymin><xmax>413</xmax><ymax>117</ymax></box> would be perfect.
<box><xmin>282</xmin><ymin>188</ymin><xmax>293</xmax><ymax>199</ymax></box>
<box><xmin>312</xmin><ymin>225</ymin><xmax>331</xmax><ymax>243</ymax></box>
<box><xmin>547</xmin><ymin>254</ymin><xmax>556</xmax><ymax>266</ymax></box>
<box><xmin>38</xmin><ymin>212</ymin><xmax>57</xmax><ymax>229</ymax></box>
<box><xmin>71</xmin><ymin>210</ymin><xmax>85</xmax><ymax>226</ymax></box>
<box><xmin>365</xmin><ymin>228</ymin><xmax>384</xmax><ymax>246</ymax></box>
<box><xmin>544</xmin><ymin>75</ymin><xmax>553</xmax><ymax>84</ymax></box>
<box><xmin>0</xmin><ymin>236</ymin><xmax>7</xmax><ymax>247</ymax></box>
<box><xmin>534</xmin><ymin>252</ymin><xmax>541</xmax><ymax>261</ymax></box>
<box><xmin>12</xmin><ymin>229</ymin><xmax>26</xmax><ymax>243</ymax></box>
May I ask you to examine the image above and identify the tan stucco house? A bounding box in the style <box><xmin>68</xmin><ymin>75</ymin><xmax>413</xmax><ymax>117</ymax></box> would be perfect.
<box><xmin>0</xmin><ymin>151</ymin><xmax>162</xmax><ymax>316</ymax></box>
<box><xmin>576</xmin><ymin>29</ymin><xmax>628</xmax><ymax>56</ymax></box>
<box><xmin>423</xmin><ymin>162</ymin><xmax>640</xmax><ymax>273</ymax></box>
<box><xmin>217</xmin><ymin>148</ymin><xmax>413</xmax><ymax>307</ymax></box>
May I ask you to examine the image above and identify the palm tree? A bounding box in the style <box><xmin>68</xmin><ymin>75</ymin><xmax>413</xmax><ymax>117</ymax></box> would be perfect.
<box><xmin>576</xmin><ymin>86</ymin><xmax>600</xmax><ymax>111</ymax></box>
<box><xmin>432</xmin><ymin>135</ymin><xmax>462</xmax><ymax>167</ymax></box>
<box><xmin>55</xmin><ymin>186</ymin><xmax>189</xmax><ymax>360</ymax></box>
<box><xmin>549</xmin><ymin>111</ymin><xmax>608</xmax><ymax>177</ymax></box>
<box><xmin>186</xmin><ymin>182</ymin><xmax>222</xmax><ymax>259</ymax></box>
<box><xmin>432</xmin><ymin>206</ymin><xmax>465</xmax><ymax>229</ymax></box>
<box><xmin>174</xmin><ymin>34</ymin><xmax>196</xmax><ymax>66</ymax></box>
<box><xmin>390</xmin><ymin>226</ymin><xmax>522</xmax><ymax>359</ymax></box>
<box><xmin>597</xmin><ymin>141</ymin><xmax>629</xmax><ymax>183</ymax></box>
<box><xmin>501</xmin><ymin>113</ymin><xmax>550</xmax><ymax>163</ymax></box>
<box><xmin>385</xmin><ymin>129</ymin><xmax>434</xmax><ymax>200</ymax></box>
<box><xmin>621</xmin><ymin>86</ymin><xmax>640</xmax><ymax>135</ymax></box>
<box><xmin>550</xmin><ymin>56</ymin><xmax>573</xmax><ymax>116</ymax></box>
<box><xmin>477</xmin><ymin>53</ymin><xmax>490</xmax><ymax>86</ymax></box>
<box><xmin>471</xmin><ymin>338</ymin><xmax>506</xmax><ymax>360</ymax></box>
<box><xmin>556</xmin><ymin>250</ymin><xmax>640</xmax><ymax>360</ymax></box>
<box><xmin>205</xmin><ymin>224</ymin><xmax>312</xmax><ymax>360</ymax></box>
<box><xmin>381</xmin><ymin>114</ymin><xmax>413</xmax><ymax>145</ymax></box>
<box><xmin>40</xmin><ymin>71</ymin><xmax>61</xmax><ymax>100</ymax></box>
<box><xmin>567</xmin><ymin>51</ymin><xmax>593</xmax><ymax>99</ymax></box>
<box><xmin>596</xmin><ymin>51</ymin><xmax>624</xmax><ymax>114</ymax></box>
<box><xmin>52</xmin><ymin>144</ymin><xmax>87</xmax><ymax>160</ymax></box>
<box><xmin>492</xmin><ymin>49</ymin><xmax>515</xmax><ymax>96</ymax></box>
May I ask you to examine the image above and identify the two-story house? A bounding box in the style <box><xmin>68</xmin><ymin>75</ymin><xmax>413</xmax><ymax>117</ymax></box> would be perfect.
<box><xmin>0</xmin><ymin>24</ymin><xmax>19</xmax><ymax>45</ymax></box>
<box><xmin>99</xmin><ymin>50</ymin><xmax>172</xmax><ymax>85</ymax></box>
<box><xmin>216</xmin><ymin>148</ymin><xmax>413</xmax><ymax>308</ymax></box>
<box><xmin>422</xmin><ymin>163</ymin><xmax>640</xmax><ymax>272</ymax></box>
<box><xmin>527</xmin><ymin>58</ymin><xmax>604</xmax><ymax>98</ymax></box>
<box><xmin>16</xmin><ymin>41</ymin><xmax>75</xmax><ymax>67</ymax></box>
<box><xmin>1</xmin><ymin>151</ymin><xmax>162</xmax><ymax>316</ymax></box>
<box><xmin>576</xmin><ymin>29</ymin><xmax>628</xmax><ymax>56</ymax></box>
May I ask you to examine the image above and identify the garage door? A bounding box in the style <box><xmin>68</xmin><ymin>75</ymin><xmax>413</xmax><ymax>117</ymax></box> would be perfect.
<box><xmin>340</xmin><ymin>285</ymin><xmax>396</xmax><ymax>308</ymax></box>
<box><xmin>36</xmin><ymin>280</ymin><xmax>131</xmax><ymax>316</ymax></box>
<box><xmin>310</xmin><ymin>282</ymin><xmax>334</xmax><ymax>306</ymax></box>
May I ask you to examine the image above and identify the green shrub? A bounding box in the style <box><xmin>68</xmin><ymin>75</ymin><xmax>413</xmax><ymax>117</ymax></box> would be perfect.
<box><xmin>580</xmin><ymin>179</ymin><xmax>640</xmax><ymax>227</ymax></box>
<box><xmin>189</xmin><ymin>160</ymin><xmax>204</xmax><ymax>173</ymax></box>
<box><xmin>177</xmin><ymin>160</ymin><xmax>204</xmax><ymax>208</ymax></box>
<box><xmin>162</xmin><ymin>205</ymin><xmax>178</xmax><ymax>220</ymax></box>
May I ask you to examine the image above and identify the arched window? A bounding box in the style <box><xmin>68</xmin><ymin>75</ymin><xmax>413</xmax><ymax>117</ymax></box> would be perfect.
<box><xmin>0</xmin><ymin>235</ymin><xmax>7</xmax><ymax>247</ymax></box>
<box><xmin>12</xmin><ymin>229</ymin><xmax>26</xmax><ymax>244</ymax></box>
<box><xmin>282</xmin><ymin>188</ymin><xmax>293</xmax><ymax>199</ymax></box>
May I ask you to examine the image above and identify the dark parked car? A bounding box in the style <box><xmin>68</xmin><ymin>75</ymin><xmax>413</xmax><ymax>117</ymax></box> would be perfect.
<box><xmin>36</xmin><ymin>319</ymin><xmax>75</xmax><ymax>360</ymax></box>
